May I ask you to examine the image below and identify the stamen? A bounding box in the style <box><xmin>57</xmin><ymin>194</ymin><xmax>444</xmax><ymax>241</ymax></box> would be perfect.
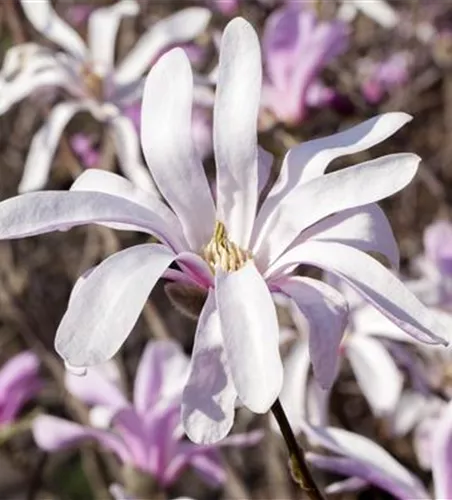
<box><xmin>203</xmin><ymin>221</ymin><xmax>251</xmax><ymax>272</ymax></box>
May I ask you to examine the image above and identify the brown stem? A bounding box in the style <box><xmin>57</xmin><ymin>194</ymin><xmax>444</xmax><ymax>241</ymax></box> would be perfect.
<box><xmin>271</xmin><ymin>399</ymin><xmax>325</xmax><ymax>500</ymax></box>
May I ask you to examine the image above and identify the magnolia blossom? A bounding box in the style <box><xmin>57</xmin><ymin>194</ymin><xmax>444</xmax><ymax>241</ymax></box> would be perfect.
<box><xmin>33</xmin><ymin>341</ymin><xmax>261</xmax><ymax>488</ymax></box>
<box><xmin>303</xmin><ymin>399</ymin><xmax>452</xmax><ymax>499</ymax></box>
<box><xmin>0</xmin><ymin>18</ymin><xmax>448</xmax><ymax>445</ymax></box>
<box><xmin>0</xmin><ymin>0</ymin><xmax>211</xmax><ymax>192</ymax></box>
<box><xmin>0</xmin><ymin>351</ymin><xmax>40</xmax><ymax>426</ymax></box>
<box><xmin>261</xmin><ymin>5</ymin><xmax>348</xmax><ymax>125</ymax></box>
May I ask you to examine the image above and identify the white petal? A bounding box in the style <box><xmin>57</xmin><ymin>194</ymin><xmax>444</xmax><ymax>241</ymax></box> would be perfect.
<box><xmin>278</xmin><ymin>276</ymin><xmax>348</xmax><ymax>389</ymax></box>
<box><xmin>215</xmin><ymin>261</ymin><xmax>283</xmax><ymax>413</ymax></box>
<box><xmin>55</xmin><ymin>243</ymin><xmax>175</xmax><ymax>367</ymax></box>
<box><xmin>182</xmin><ymin>289</ymin><xmax>237</xmax><ymax>444</ymax></box>
<box><xmin>267</xmin><ymin>241</ymin><xmax>448</xmax><ymax>346</ymax></box>
<box><xmin>20</xmin><ymin>0</ymin><xmax>87</xmax><ymax>59</ymax></box>
<box><xmin>109</xmin><ymin>115</ymin><xmax>159</xmax><ymax>196</ymax></box>
<box><xmin>345</xmin><ymin>335</ymin><xmax>403</xmax><ymax>416</ymax></box>
<box><xmin>87</xmin><ymin>0</ymin><xmax>139</xmax><ymax>70</ymax></box>
<box><xmin>214</xmin><ymin>18</ymin><xmax>261</xmax><ymax>248</ymax></box>
<box><xmin>114</xmin><ymin>7</ymin><xmax>211</xmax><ymax>86</ymax></box>
<box><xmin>257</xmin><ymin>113</ymin><xmax>411</xmax><ymax>236</ymax></box>
<box><xmin>254</xmin><ymin>153</ymin><xmax>419</xmax><ymax>268</ymax></box>
<box><xmin>351</xmin><ymin>0</ymin><xmax>398</xmax><ymax>29</ymax></box>
<box><xmin>432</xmin><ymin>400</ymin><xmax>452</xmax><ymax>499</ymax></box>
<box><xmin>141</xmin><ymin>48</ymin><xmax>215</xmax><ymax>250</ymax></box>
<box><xmin>19</xmin><ymin>101</ymin><xmax>85</xmax><ymax>193</ymax></box>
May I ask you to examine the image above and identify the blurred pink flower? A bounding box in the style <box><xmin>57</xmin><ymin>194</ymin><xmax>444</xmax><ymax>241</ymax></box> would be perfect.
<box><xmin>0</xmin><ymin>351</ymin><xmax>40</xmax><ymax>426</ymax></box>
<box><xmin>64</xmin><ymin>5</ymin><xmax>94</xmax><ymax>26</ymax></box>
<box><xmin>33</xmin><ymin>341</ymin><xmax>262</xmax><ymax>487</ymax></box>
<box><xmin>0</xmin><ymin>0</ymin><xmax>211</xmax><ymax>193</ymax></box>
<box><xmin>71</xmin><ymin>134</ymin><xmax>100</xmax><ymax>168</ymax></box>
<box><xmin>261</xmin><ymin>5</ymin><xmax>348</xmax><ymax>125</ymax></box>
<box><xmin>0</xmin><ymin>18</ymin><xmax>447</xmax><ymax>446</ymax></box>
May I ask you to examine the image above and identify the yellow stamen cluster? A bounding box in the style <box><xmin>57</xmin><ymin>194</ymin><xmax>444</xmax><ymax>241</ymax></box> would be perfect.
<box><xmin>81</xmin><ymin>65</ymin><xmax>104</xmax><ymax>101</ymax></box>
<box><xmin>203</xmin><ymin>221</ymin><xmax>251</xmax><ymax>273</ymax></box>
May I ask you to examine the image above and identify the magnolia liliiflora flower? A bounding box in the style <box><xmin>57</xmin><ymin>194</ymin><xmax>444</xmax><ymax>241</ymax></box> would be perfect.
<box><xmin>33</xmin><ymin>341</ymin><xmax>261</xmax><ymax>489</ymax></box>
<box><xmin>0</xmin><ymin>17</ymin><xmax>448</xmax><ymax>444</ymax></box>
<box><xmin>0</xmin><ymin>0</ymin><xmax>211</xmax><ymax>192</ymax></box>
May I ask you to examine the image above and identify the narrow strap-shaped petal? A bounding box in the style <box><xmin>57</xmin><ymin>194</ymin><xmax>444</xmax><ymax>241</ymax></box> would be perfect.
<box><xmin>133</xmin><ymin>340</ymin><xmax>189</xmax><ymax>415</ymax></box>
<box><xmin>87</xmin><ymin>0</ymin><xmax>139</xmax><ymax>70</ymax></box>
<box><xmin>19</xmin><ymin>101</ymin><xmax>85</xmax><ymax>193</ymax></box>
<box><xmin>345</xmin><ymin>335</ymin><xmax>403</xmax><ymax>417</ymax></box>
<box><xmin>55</xmin><ymin>243</ymin><xmax>175</xmax><ymax>367</ymax></box>
<box><xmin>432</xmin><ymin>400</ymin><xmax>452</xmax><ymax>499</ymax></box>
<box><xmin>215</xmin><ymin>262</ymin><xmax>283</xmax><ymax>413</ymax></box>
<box><xmin>32</xmin><ymin>415</ymin><xmax>130</xmax><ymax>462</ymax></box>
<box><xmin>182</xmin><ymin>289</ymin><xmax>237</xmax><ymax>444</ymax></box>
<box><xmin>349</xmin><ymin>0</ymin><xmax>399</xmax><ymax>29</ymax></box>
<box><xmin>214</xmin><ymin>18</ymin><xmax>261</xmax><ymax>248</ymax></box>
<box><xmin>114</xmin><ymin>7</ymin><xmax>211</xmax><ymax>87</ymax></box>
<box><xmin>253</xmin><ymin>153</ymin><xmax>419</xmax><ymax>268</ymax></box>
<box><xmin>141</xmin><ymin>48</ymin><xmax>215</xmax><ymax>250</ymax></box>
<box><xmin>325</xmin><ymin>477</ymin><xmax>369</xmax><ymax>495</ymax></box>
<box><xmin>0</xmin><ymin>351</ymin><xmax>39</xmax><ymax>395</ymax></box>
<box><xmin>277</xmin><ymin>276</ymin><xmax>348</xmax><ymax>390</ymax></box>
<box><xmin>256</xmin><ymin>113</ymin><xmax>411</xmax><ymax>236</ymax></box>
<box><xmin>267</xmin><ymin>241</ymin><xmax>448</xmax><ymax>346</ymax></box>
<box><xmin>0</xmin><ymin>190</ymin><xmax>184</xmax><ymax>251</ymax></box>
<box><xmin>20</xmin><ymin>0</ymin><xmax>87</xmax><ymax>60</ymax></box>
<box><xmin>109</xmin><ymin>115</ymin><xmax>160</xmax><ymax>196</ymax></box>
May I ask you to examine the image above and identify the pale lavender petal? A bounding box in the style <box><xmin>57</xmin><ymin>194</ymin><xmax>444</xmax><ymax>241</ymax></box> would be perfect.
<box><xmin>266</xmin><ymin>241</ymin><xmax>448</xmax><ymax>346</ymax></box>
<box><xmin>254</xmin><ymin>153</ymin><xmax>419</xmax><ymax>268</ymax></box>
<box><xmin>133</xmin><ymin>340</ymin><xmax>189</xmax><ymax>415</ymax></box>
<box><xmin>432</xmin><ymin>400</ymin><xmax>452</xmax><ymax>498</ymax></box>
<box><xmin>55</xmin><ymin>244</ymin><xmax>175</xmax><ymax>367</ymax></box>
<box><xmin>141</xmin><ymin>48</ymin><xmax>215</xmax><ymax>250</ymax></box>
<box><xmin>0</xmin><ymin>191</ymin><xmax>184</xmax><ymax>252</ymax></box>
<box><xmin>256</xmin><ymin>113</ymin><xmax>411</xmax><ymax>236</ymax></box>
<box><xmin>188</xmin><ymin>453</ymin><xmax>225</xmax><ymax>485</ymax></box>
<box><xmin>87</xmin><ymin>0</ymin><xmax>138</xmax><ymax>70</ymax></box>
<box><xmin>109</xmin><ymin>115</ymin><xmax>159</xmax><ymax>196</ymax></box>
<box><xmin>216</xmin><ymin>262</ymin><xmax>282</xmax><ymax>413</ymax></box>
<box><xmin>182</xmin><ymin>289</ymin><xmax>237</xmax><ymax>444</ymax></box>
<box><xmin>214</xmin><ymin>18</ymin><xmax>261</xmax><ymax>248</ymax></box>
<box><xmin>424</xmin><ymin>220</ymin><xmax>452</xmax><ymax>276</ymax></box>
<box><xmin>0</xmin><ymin>351</ymin><xmax>39</xmax><ymax>395</ymax></box>
<box><xmin>32</xmin><ymin>415</ymin><xmax>130</xmax><ymax>462</ymax></box>
<box><xmin>20</xmin><ymin>0</ymin><xmax>87</xmax><ymax>59</ymax></box>
<box><xmin>114</xmin><ymin>8</ymin><xmax>211</xmax><ymax>86</ymax></box>
<box><xmin>277</xmin><ymin>276</ymin><xmax>348</xmax><ymax>389</ymax></box>
<box><xmin>19</xmin><ymin>101</ymin><xmax>85</xmax><ymax>193</ymax></box>
<box><xmin>325</xmin><ymin>476</ymin><xmax>369</xmax><ymax>495</ymax></box>
<box><xmin>345</xmin><ymin>335</ymin><xmax>403</xmax><ymax>416</ymax></box>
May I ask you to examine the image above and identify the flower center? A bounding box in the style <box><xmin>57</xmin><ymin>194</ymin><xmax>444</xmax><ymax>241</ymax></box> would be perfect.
<box><xmin>203</xmin><ymin>221</ymin><xmax>251</xmax><ymax>272</ymax></box>
<box><xmin>81</xmin><ymin>65</ymin><xmax>104</xmax><ymax>101</ymax></box>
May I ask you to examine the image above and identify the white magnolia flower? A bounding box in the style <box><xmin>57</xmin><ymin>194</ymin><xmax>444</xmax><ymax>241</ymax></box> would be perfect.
<box><xmin>1</xmin><ymin>0</ymin><xmax>211</xmax><ymax>193</ymax></box>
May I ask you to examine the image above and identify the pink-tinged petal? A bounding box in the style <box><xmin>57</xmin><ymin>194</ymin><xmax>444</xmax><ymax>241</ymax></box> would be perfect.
<box><xmin>303</xmin><ymin>426</ymin><xmax>430</xmax><ymax>499</ymax></box>
<box><xmin>87</xmin><ymin>0</ymin><xmax>138</xmax><ymax>70</ymax></box>
<box><xmin>0</xmin><ymin>351</ymin><xmax>39</xmax><ymax>395</ymax></box>
<box><xmin>182</xmin><ymin>290</ymin><xmax>237</xmax><ymax>444</ymax></box>
<box><xmin>273</xmin><ymin>341</ymin><xmax>310</xmax><ymax>434</ymax></box>
<box><xmin>258</xmin><ymin>146</ymin><xmax>273</xmax><ymax>195</ymax></box>
<box><xmin>20</xmin><ymin>0</ymin><xmax>87</xmax><ymax>59</ymax></box>
<box><xmin>345</xmin><ymin>335</ymin><xmax>403</xmax><ymax>417</ymax></box>
<box><xmin>70</xmin><ymin>169</ymin><xmax>186</xmax><ymax>250</ymax></box>
<box><xmin>424</xmin><ymin>220</ymin><xmax>452</xmax><ymax>275</ymax></box>
<box><xmin>55</xmin><ymin>244</ymin><xmax>175</xmax><ymax>367</ymax></box>
<box><xmin>65</xmin><ymin>363</ymin><xmax>129</xmax><ymax>412</ymax></box>
<box><xmin>256</xmin><ymin>113</ymin><xmax>411</xmax><ymax>232</ymax></box>
<box><xmin>215</xmin><ymin>261</ymin><xmax>282</xmax><ymax>413</ymax></box>
<box><xmin>133</xmin><ymin>340</ymin><xmax>189</xmax><ymax>415</ymax></box>
<box><xmin>109</xmin><ymin>484</ymin><xmax>136</xmax><ymax>500</ymax></box>
<box><xmin>33</xmin><ymin>414</ymin><xmax>130</xmax><ymax>462</ymax></box>
<box><xmin>19</xmin><ymin>101</ymin><xmax>85</xmax><ymax>193</ymax></box>
<box><xmin>109</xmin><ymin>115</ymin><xmax>159</xmax><ymax>196</ymax></box>
<box><xmin>277</xmin><ymin>276</ymin><xmax>348</xmax><ymax>390</ymax></box>
<box><xmin>114</xmin><ymin>8</ymin><xmax>212</xmax><ymax>86</ymax></box>
<box><xmin>325</xmin><ymin>477</ymin><xmax>368</xmax><ymax>495</ymax></box>
<box><xmin>296</xmin><ymin>204</ymin><xmax>399</xmax><ymax>270</ymax></box>
<box><xmin>0</xmin><ymin>191</ymin><xmax>184</xmax><ymax>252</ymax></box>
<box><xmin>176</xmin><ymin>252</ymin><xmax>214</xmax><ymax>288</ymax></box>
<box><xmin>214</xmin><ymin>18</ymin><xmax>261</xmax><ymax>248</ymax></box>
<box><xmin>188</xmin><ymin>453</ymin><xmax>226</xmax><ymax>486</ymax></box>
<box><xmin>254</xmin><ymin>153</ymin><xmax>419</xmax><ymax>267</ymax></box>
<box><xmin>267</xmin><ymin>241</ymin><xmax>448</xmax><ymax>346</ymax></box>
<box><xmin>141</xmin><ymin>48</ymin><xmax>215</xmax><ymax>250</ymax></box>
<box><xmin>432</xmin><ymin>400</ymin><xmax>452</xmax><ymax>499</ymax></box>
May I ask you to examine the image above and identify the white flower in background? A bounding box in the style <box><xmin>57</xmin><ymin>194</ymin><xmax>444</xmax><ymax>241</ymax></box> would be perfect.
<box><xmin>0</xmin><ymin>0</ymin><xmax>211</xmax><ymax>193</ymax></box>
